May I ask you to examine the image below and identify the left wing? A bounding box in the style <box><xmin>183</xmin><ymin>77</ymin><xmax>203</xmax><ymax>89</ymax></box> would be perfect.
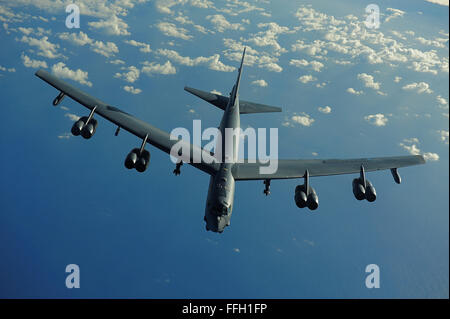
<box><xmin>232</xmin><ymin>155</ymin><xmax>425</xmax><ymax>180</ymax></box>
<box><xmin>35</xmin><ymin>69</ymin><xmax>220</xmax><ymax>175</ymax></box>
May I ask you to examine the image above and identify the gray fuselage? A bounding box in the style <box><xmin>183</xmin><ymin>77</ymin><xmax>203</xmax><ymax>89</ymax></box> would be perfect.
<box><xmin>204</xmin><ymin>85</ymin><xmax>240</xmax><ymax>233</ymax></box>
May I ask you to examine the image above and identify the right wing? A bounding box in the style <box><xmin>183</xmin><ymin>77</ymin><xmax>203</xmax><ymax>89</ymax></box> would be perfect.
<box><xmin>35</xmin><ymin>69</ymin><xmax>220</xmax><ymax>175</ymax></box>
<box><xmin>232</xmin><ymin>155</ymin><xmax>426</xmax><ymax>180</ymax></box>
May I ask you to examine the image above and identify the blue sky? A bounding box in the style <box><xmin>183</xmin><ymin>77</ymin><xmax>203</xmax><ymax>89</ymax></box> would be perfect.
<box><xmin>0</xmin><ymin>0</ymin><xmax>448</xmax><ymax>298</ymax></box>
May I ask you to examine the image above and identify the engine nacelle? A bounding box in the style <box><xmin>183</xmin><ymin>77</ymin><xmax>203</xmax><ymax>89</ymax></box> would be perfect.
<box><xmin>135</xmin><ymin>149</ymin><xmax>150</xmax><ymax>172</ymax></box>
<box><xmin>71</xmin><ymin>116</ymin><xmax>98</xmax><ymax>139</ymax></box>
<box><xmin>295</xmin><ymin>185</ymin><xmax>319</xmax><ymax>210</ymax></box>
<box><xmin>81</xmin><ymin>118</ymin><xmax>98</xmax><ymax>139</ymax></box>
<box><xmin>352</xmin><ymin>178</ymin><xmax>366</xmax><ymax>200</ymax></box>
<box><xmin>307</xmin><ymin>187</ymin><xmax>319</xmax><ymax>210</ymax></box>
<box><xmin>352</xmin><ymin>178</ymin><xmax>376</xmax><ymax>202</ymax></box>
<box><xmin>71</xmin><ymin>116</ymin><xmax>88</xmax><ymax>136</ymax></box>
<box><xmin>124</xmin><ymin>148</ymin><xmax>139</xmax><ymax>169</ymax></box>
<box><xmin>294</xmin><ymin>185</ymin><xmax>307</xmax><ymax>208</ymax></box>
<box><xmin>125</xmin><ymin>148</ymin><xmax>150</xmax><ymax>172</ymax></box>
<box><xmin>365</xmin><ymin>181</ymin><xmax>377</xmax><ymax>202</ymax></box>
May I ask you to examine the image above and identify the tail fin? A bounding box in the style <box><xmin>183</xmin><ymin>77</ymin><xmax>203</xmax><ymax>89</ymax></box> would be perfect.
<box><xmin>184</xmin><ymin>87</ymin><xmax>282</xmax><ymax>114</ymax></box>
<box><xmin>234</xmin><ymin>47</ymin><xmax>246</xmax><ymax>97</ymax></box>
<box><xmin>184</xmin><ymin>47</ymin><xmax>282</xmax><ymax>114</ymax></box>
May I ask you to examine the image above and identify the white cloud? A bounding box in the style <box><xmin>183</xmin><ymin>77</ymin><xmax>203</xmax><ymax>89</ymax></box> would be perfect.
<box><xmin>364</xmin><ymin>114</ymin><xmax>388</xmax><ymax>126</ymax></box>
<box><xmin>156</xmin><ymin>22</ymin><xmax>192</xmax><ymax>40</ymax></box>
<box><xmin>251</xmin><ymin>79</ymin><xmax>268</xmax><ymax>87</ymax></box>
<box><xmin>315</xmin><ymin>82</ymin><xmax>327</xmax><ymax>88</ymax></box>
<box><xmin>298</xmin><ymin>75</ymin><xmax>317</xmax><ymax>84</ymax></box>
<box><xmin>290</xmin><ymin>59</ymin><xmax>324</xmax><ymax>72</ymax></box>
<box><xmin>190</xmin><ymin>0</ymin><xmax>214</xmax><ymax>9</ymax></box>
<box><xmin>290</xmin><ymin>5</ymin><xmax>447</xmax><ymax>76</ymax></box>
<box><xmin>347</xmin><ymin>88</ymin><xmax>363</xmax><ymax>95</ymax></box>
<box><xmin>114</xmin><ymin>66</ymin><xmax>140</xmax><ymax>83</ymax></box>
<box><xmin>88</xmin><ymin>15</ymin><xmax>130</xmax><ymax>36</ymax></box>
<box><xmin>90</xmin><ymin>40</ymin><xmax>119</xmax><ymax>58</ymax></box>
<box><xmin>436</xmin><ymin>95</ymin><xmax>448</xmax><ymax>108</ymax></box>
<box><xmin>425</xmin><ymin>0</ymin><xmax>449</xmax><ymax>6</ymax></box>
<box><xmin>423</xmin><ymin>152</ymin><xmax>440</xmax><ymax>161</ymax></box>
<box><xmin>206</xmin><ymin>14</ymin><xmax>244</xmax><ymax>32</ymax></box>
<box><xmin>124</xmin><ymin>40</ymin><xmax>151</xmax><ymax>53</ymax></box>
<box><xmin>318</xmin><ymin>106</ymin><xmax>331</xmax><ymax>114</ymax></box>
<box><xmin>141</xmin><ymin>60</ymin><xmax>177</xmax><ymax>75</ymax></box>
<box><xmin>394</xmin><ymin>76</ymin><xmax>402</xmax><ymax>83</ymax></box>
<box><xmin>399</xmin><ymin>138</ymin><xmax>439</xmax><ymax>161</ymax></box>
<box><xmin>243</xmin><ymin>22</ymin><xmax>293</xmax><ymax>54</ymax></box>
<box><xmin>58</xmin><ymin>31</ymin><xmax>92</xmax><ymax>46</ymax></box>
<box><xmin>123</xmin><ymin>85</ymin><xmax>142</xmax><ymax>94</ymax></box>
<box><xmin>109</xmin><ymin>59</ymin><xmax>125</xmax><ymax>65</ymax></box>
<box><xmin>403</xmin><ymin>137</ymin><xmax>420</xmax><ymax>144</ymax></box>
<box><xmin>7</xmin><ymin>0</ymin><xmax>147</xmax><ymax>19</ymax></box>
<box><xmin>233</xmin><ymin>248</ymin><xmax>240</xmax><ymax>253</ymax></box>
<box><xmin>357</xmin><ymin>73</ymin><xmax>381</xmax><ymax>91</ymax></box>
<box><xmin>385</xmin><ymin>8</ymin><xmax>405</xmax><ymax>23</ymax></box>
<box><xmin>416</xmin><ymin>36</ymin><xmax>447</xmax><ymax>48</ymax></box>
<box><xmin>58</xmin><ymin>31</ymin><xmax>119</xmax><ymax>58</ymax></box>
<box><xmin>51</xmin><ymin>62</ymin><xmax>92</xmax><ymax>87</ymax></box>
<box><xmin>57</xmin><ymin>133</ymin><xmax>71</xmax><ymax>139</ymax></box>
<box><xmin>18</xmin><ymin>35</ymin><xmax>61</xmax><ymax>59</ymax></box>
<box><xmin>156</xmin><ymin>48</ymin><xmax>235</xmax><ymax>72</ymax></box>
<box><xmin>438</xmin><ymin>130</ymin><xmax>449</xmax><ymax>144</ymax></box>
<box><xmin>21</xmin><ymin>52</ymin><xmax>47</xmax><ymax>68</ymax></box>
<box><xmin>222</xmin><ymin>38</ymin><xmax>282</xmax><ymax>73</ymax></box>
<box><xmin>291</xmin><ymin>113</ymin><xmax>315</xmax><ymax>126</ymax></box>
<box><xmin>402</xmin><ymin>82</ymin><xmax>433</xmax><ymax>94</ymax></box>
<box><xmin>64</xmin><ymin>113</ymin><xmax>80</xmax><ymax>121</ymax></box>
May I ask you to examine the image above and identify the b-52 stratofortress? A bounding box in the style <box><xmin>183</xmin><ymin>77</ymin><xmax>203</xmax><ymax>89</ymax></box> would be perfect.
<box><xmin>35</xmin><ymin>48</ymin><xmax>425</xmax><ymax>233</ymax></box>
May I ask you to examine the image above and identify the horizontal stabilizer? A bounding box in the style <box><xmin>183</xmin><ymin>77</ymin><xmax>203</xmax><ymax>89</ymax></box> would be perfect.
<box><xmin>184</xmin><ymin>87</ymin><xmax>229</xmax><ymax>110</ymax></box>
<box><xmin>239</xmin><ymin>101</ymin><xmax>282</xmax><ymax>114</ymax></box>
<box><xmin>184</xmin><ymin>86</ymin><xmax>281</xmax><ymax>114</ymax></box>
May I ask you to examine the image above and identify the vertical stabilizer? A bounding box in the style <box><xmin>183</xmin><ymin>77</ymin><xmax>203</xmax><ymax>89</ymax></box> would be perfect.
<box><xmin>230</xmin><ymin>47</ymin><xmax>246</xmax><ymax>104</ymax></box>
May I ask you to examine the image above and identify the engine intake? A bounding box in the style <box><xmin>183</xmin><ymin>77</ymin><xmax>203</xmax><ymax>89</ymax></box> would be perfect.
<box><xmin>294</xmin><ymin>185</ymin><xmax>308</xmax><ymax>208</ymax></box>
<box><xmin>294</xmin><ymin>171</ymin><xmax>319</xmax><ymax>211</ymax></box>
<box><xmin>124</xmin><ymin>148</ymin><xmax>150</xmax><ymax>172</ymax></box>
<box><xmin>71</xmin><ymin>115</ymin><xmax>98</xmax><ymax>139</ymax></box>
<box><xmin>307</xmin><ymin>187</ymin><xmax>319</xmax><ymax>210</ymax></box>
<box><xmin>352</xmin><ymin>178</ymin><xmax>376</xmax><ymax>202</ymax></box>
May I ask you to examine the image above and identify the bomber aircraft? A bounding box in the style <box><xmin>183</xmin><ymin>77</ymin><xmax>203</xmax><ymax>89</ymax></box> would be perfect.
<box><xmin>35</xmin><ymin>48</ymin><xmax>425</xmax><ymax>233</ymax></box>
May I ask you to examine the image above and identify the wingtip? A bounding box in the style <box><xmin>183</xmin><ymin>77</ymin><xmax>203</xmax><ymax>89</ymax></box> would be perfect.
<box><xmin>418</xmin><ymin>154</ymin><xmax>426</xmax><ymax>164</ymax></box>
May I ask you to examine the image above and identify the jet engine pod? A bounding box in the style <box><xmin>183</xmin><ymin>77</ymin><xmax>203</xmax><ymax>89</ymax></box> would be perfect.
<box><xmin>306</xmin><ymin>187</ymin><xmax>319</xmax><ymax>210</ymax></box>
<box><xmin>365</xmin><ymin>180</ymin><xmax>377</xmax><ymax>202</ymax></box>
<box><xmin>294</xmin><ymin>185</ymin><xmax>307</xmax><ymax>208</ymax></box>
<box><xmin>71</xmin><ymin>116</ymin><xmax>88</xmax><ymax>136</ymax></box>
<box><xmin>135</xmin><ymin>149</ymin><xmax>151</xmax><ymax>173</ymax></box>
<box><xmin>81</xmin><ymin>118</ymin><xmax>98</xmax><ymax>139</ymax></box>
<box><xmin>124</xmin><ymin>148</ymin><xmax>140</xmax><ymax>169</ymax></box>
<box><xmin>352</xmin><ymin>178</ymin><xmax>366</xmax><ymax>200</ymax></box>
